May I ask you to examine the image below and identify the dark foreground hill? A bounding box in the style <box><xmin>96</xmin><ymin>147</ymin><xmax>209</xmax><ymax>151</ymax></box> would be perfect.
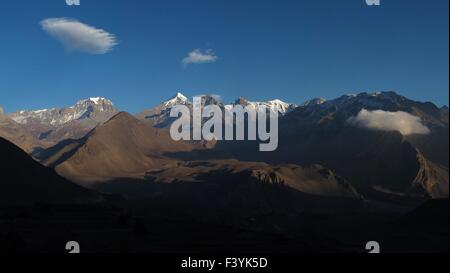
<box><xmin>0</xmin><ymin>137</ymin><xmax>100</xmax><ymax>205</ymax></box>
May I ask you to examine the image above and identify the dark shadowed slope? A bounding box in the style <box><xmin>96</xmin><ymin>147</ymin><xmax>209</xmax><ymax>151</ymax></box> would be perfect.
<box><xmin>0</xmin><ymin>137</ymin><xmax>100</xmax><ymax>205</ymax></box>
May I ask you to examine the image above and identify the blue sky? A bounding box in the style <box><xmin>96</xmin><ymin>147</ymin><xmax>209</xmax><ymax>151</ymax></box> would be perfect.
<box><xmin>0</xmin><ymin>0</ymin><xmax>448</xmax><ymax>113</ymax></box>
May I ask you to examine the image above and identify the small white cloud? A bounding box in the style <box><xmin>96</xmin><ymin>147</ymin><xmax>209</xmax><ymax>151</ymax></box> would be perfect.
<box><xmin>182</xmin><ymin>49</ymin><xmax>218</xmax><ymax>66</ymax></box>
<box><xmin>348</xmin><ymin>109</ymin><xmax>430</xmax><ymax>136</ymax></box>
<box><xmin>41</xmin><ymin>18</ymin><xmax>118</xmax><ymax>54</ymax></box>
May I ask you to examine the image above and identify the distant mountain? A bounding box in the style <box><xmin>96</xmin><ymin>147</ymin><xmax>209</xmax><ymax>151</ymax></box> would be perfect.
<box><xmin>8</xmin><ymin>97</ymin><xmax>118</xmax><ymax>146</ymax></box>
<box><xmin>280</xmin><ymin>92</ymin><xmax>449</xmax><ymax>198</ymax></box>
<box><xmin>231</xmin><ymin>97</ymin><xmax>298</xmax><ymax>114</ymax></box>
<box><xmin>137</xmin><ymin>92</ymin><xmax>297</xmax><ymax>128</ymax></box>
<box><xmin>10</xmin><ymin>97</ymin><xmax>116</xmax><ymax>126</ymax></box>
<box><xmin>295</xmin><ymin>92</ymin><xmax>447</xmax><ymax>125</ymax></box>
<box><xmin>137</xmin><ymin>92</ymin><xmax>225</xmax><ymax>128</ymax></box>
<box><xmin>302</xmin><ymin>97</ymin><xmax>327</xmax><ymax>107</ymax></box>
<box><xmin>136</xmin><ymin>92</ymin><xmax>191</xmax><ymax>127</ymax></box>
<box><xmin>0</xmin><ymin>137</ymin><xmax>99</xmax><ymax>205</ymax></box>
<box><xmin>180</xmin><ymin>91</ymin><xmax>449</xmax><ymax>200</ymax></box>
<box><xmin>294</xmin><ymin>91</ymin><xmax>449</xmax><ymax>166</ymax></box>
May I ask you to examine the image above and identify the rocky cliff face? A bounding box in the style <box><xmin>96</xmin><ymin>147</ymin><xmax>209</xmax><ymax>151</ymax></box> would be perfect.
<box><xmin>411</xmin><ymin>150</ymin><xmax>449</xmax><ymax>198</ymax></box>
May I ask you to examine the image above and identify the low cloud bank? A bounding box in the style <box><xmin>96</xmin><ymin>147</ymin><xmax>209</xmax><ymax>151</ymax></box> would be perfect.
<box><xmin>348</xmin><ymin>109</ymin><xmax>430</xmax><ymax>135</ymax></box>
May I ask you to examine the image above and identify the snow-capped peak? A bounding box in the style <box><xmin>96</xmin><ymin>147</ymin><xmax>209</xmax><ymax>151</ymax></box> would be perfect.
<box><xmin>10</xmin><ymin>97</ymin><xmax>117</xmax><ymax>126</ymax></box>
<box><xmin>299</xmin><ymin>91</ymin><xmax>412</xmax><ymax>115</ymax></box>
<box><xmin>163</xmin><ymin>92</ymin><xmax>189</xmax><ymax>107</ymax></box>
<box><xmin>268</xmin><ymin>99</ymin><xmax>287</xmax><ymax>105</ymax></box>
<box><xmin>174</xmin><ymin>92</ymin><xmax>188</xmax><ymax>101</ymax></box>
<box><xmin>266</xmin><ymin>99</ymin><xmax>297</xmax><ymax>113</ymax></box>
<box><xmin>89</xmin><ymin>97</ymin><xmax>106</xmax><ymax>104</ymax></box>
<box><xmin>32</xmin><ymin>109</ymin><xmax>50</xmax><ymax>114</ymax></box>
<box><xmin>75</xmin><ymin>97</ymin><xmax>113</xmax><ymax>106</ymax></box>
<box><xmin>230</xmin><ymin>97</ymin><xmax>297</xmax><ymax>114</ymax></box>
<box><xmin>303</xmin><ymin>98</ymin><xmax>327</xmax><ymax>106</ymax></box>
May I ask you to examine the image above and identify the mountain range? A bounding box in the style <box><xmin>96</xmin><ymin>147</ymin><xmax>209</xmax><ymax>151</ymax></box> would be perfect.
<box><xmin>4</xmin><ymin>97</ymin><xmax>118</xmax><ymax>152</ymax></box>
<box><xmin>136</xmin><ymin>92</ymin><xmax>298</xmax><ymax>128</ymax></box>
<box><xmin>0</xmin><ymin>91</ymin><xmax>448</xmax><ymax>205</ymax></box>
<box><xmin>182</xmin><ymin>92</ymin><xmax>449</xmax><ymax>199</ymax></box>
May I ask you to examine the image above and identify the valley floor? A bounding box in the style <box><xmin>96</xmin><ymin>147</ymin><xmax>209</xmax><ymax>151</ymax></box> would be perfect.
<box><xmin>0</xmin><ymin>199</ymin><xmax>448</xmax><ymax>253</ymax></box>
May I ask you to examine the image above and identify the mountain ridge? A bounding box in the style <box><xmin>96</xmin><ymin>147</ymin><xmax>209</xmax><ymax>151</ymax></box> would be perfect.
<box><xmin>0</xmin><ymin>136</ymin><xmax>100</xmax><ymax>205</ymax></box>
<box><xmin>4</xmin><ymin>97</ymin><xmax>118</xmax><ymax>148</ymax></box>
<box><xmin>136</xmin><ymin>92</ymin><xmax>298</xmax><ymax>128</ymax></box>
<box><xmin>2</xmin><ymin>91</ymin><xmax>448</xmax><ymax>201</ymax></box>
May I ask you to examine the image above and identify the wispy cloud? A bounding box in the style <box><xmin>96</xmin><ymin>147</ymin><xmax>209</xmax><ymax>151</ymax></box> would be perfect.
<box><xmin>348</xmin><ymin>109</ymin><xmax>430</xmax><ymax>136</ymax></box>
<box><xmin>182</xmin><ymin>49</ymin><xmax>218</xmax><ymax>66</ymax></box>
<box><xmin>40</xmin><ymin>18</ymin><xmax>118</xmax><ymax>54</ymax></box>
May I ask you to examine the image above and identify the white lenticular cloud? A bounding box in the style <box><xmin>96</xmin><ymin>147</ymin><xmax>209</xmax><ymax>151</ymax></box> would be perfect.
<box><xmin>182</xmin><ymin>49</ymin><xmax>218</xmax><ymax>66</ymax></box>
<box><xmin>348</xmin><ymin>109</ymin><xmax>430</xmax><ymax>135</ymax></box>
<box><xmin>41</xmin><ymin>18</ymin><xmax>118</xmax><ymax>54</ymax></box>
